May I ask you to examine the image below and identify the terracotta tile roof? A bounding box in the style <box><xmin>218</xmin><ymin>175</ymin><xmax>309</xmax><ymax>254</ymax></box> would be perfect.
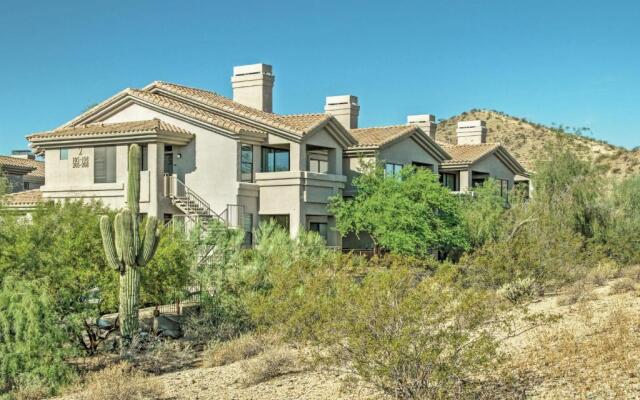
<box><xmin>0</xmin><ymin>155</ymin><xmax>39</xmax><ymax>172</ymax></box>
<box><xmin>126</xmin><ymin>90</ymin><xmax>265</xmax><ymax>136</ymax></box>
<box><xmin>22</xmin><ymin>159</ymin><xmax>44</xmax><ymax>179</ymax></box>
<box><xmin>146</xmin><ymin>81</ymin><xmax>330</xmax><ymax>135</ymax></box>
<box><xmin>440</xmin><ymin>143</ymin><xmax>500</xmax><ymax>164</ymax></box>
<box><xmin>28</xmin><ymin>119</ymin><xmax>195</xmax><ymax>141</ymax></box>
<box><xmin>349</xmin><ymin>125</ymin><xmax>415</xmax><ymax>147</ymax></box>
<box><xmin>1</xmin><ymin>189</ymin><xmax>42</xmax><ymax>207</ymax></box>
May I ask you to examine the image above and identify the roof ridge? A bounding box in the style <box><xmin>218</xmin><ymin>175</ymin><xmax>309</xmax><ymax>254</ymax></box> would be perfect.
<box><xmin>351</xmin><ymin>124</ymin><xmax>413</xmax><ymax>131</ymax></box>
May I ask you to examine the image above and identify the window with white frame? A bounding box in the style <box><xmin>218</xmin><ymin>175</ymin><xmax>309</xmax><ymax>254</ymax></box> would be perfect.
<box><xmin>94</xmin><ymin>146</ymin><xmax>117</xmax><ymax>183</ymax></box>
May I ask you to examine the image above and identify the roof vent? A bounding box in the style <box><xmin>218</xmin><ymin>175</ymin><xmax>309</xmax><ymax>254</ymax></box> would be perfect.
<box><xmin>324</xmin><ymin>95</ymin><xmax>359</xmax><ymax>130</ymax></box>
<box><xmin>231</xmin><ymin>63</ymin><xmax>275</xmax><ymax>113</ymax></box>
<box><xmin>407</xmin><ymin>114</ymin><xmax>436</xmax><ymax>140</ymax></box>
<box><xmin>456</xmin><ymin>120</ymin><xmax>487</xmax><ymax>145</ymax></box>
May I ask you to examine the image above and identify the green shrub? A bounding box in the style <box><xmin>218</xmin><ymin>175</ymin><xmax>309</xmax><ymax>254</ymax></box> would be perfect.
<box><xmin>609</xmin><ymin>278</ymin><xmax>636</xmax><ymax>295</ymax></box>
<box><xmin>0</xmin><ymin>277</ymin><xmax>75</xmax><ymax>395</ymax></box>
<box><xmin>498</xmin><ymin>277</ymin><xmax>537</xmax><ymax>304</ymax></box>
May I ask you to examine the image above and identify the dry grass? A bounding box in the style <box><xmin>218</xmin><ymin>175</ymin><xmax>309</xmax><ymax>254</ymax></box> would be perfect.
<box><xmin>241</xmin><ymin>346</ymin><xmax>300</xmax><ymax>386</ymax></box>
<box><xmin>556</xmin><ymin>280</ymin><xmax>597</xmax><ymax>306</ymax></box>
<box><xmin>609</xmin><ymin>278</ymin><xmax>636</xmax><ymax>295</ymax></box>
<box><xmin>71</xmin><ymin>362</ymin><xmax>166</xmax><ymax>400</ymax></box>
<box><xmin>622</xmin><ymin>264</ymin><xmax>640</xmax><ymax>282</ymax></box>
<box><xmin>509</xmin><ymin>300</ymin><xmax>640</xmax><ymax>398</ymax></box>
<box><xmin>203</xmin><ymin>333</ymin><xmax>280</xmax><ymax>368</ymax></box>
<box><xmin>586</xmin><ymin>260</ymin><xmax>621</xmax><ymax>286</ymax></box>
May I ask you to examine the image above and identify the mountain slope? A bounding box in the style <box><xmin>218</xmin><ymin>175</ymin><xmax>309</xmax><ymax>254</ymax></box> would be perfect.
<box><xmin>435</xmin><ymin>109</ymin><xmax>640</xmax><ymax>176</ymax></box>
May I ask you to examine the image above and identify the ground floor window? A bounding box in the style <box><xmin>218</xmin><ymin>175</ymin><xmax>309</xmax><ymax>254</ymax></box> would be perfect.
<box><xmin>499</xmin><ymin>179</ymin><xmax>510</xmax><ymax>201</ymax></box>
<box><xmin>259</xmin><ymin>214</ymin><xmax>290</xmax><ymax>231</ymax></box>
<box><xmin>309</xmin><ymin>222</ymin><xmax>328</xmax><ymax>241</ymax></box>
<box><xmin>439</xmin><ymin>172</ymin><xmax>457</xmax><ymax>191</ymax></box>
<box><xmin>384</xmin><ymin>162</ymin><xmax>403</xmax><ymax>177</ymax></box>
<box><xmin>243</xmin><ymin>214</ymin><xmax>254</xmax><ymax>246</ymax></box>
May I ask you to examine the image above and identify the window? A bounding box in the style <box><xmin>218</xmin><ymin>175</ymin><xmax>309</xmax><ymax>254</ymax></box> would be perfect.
<box><xmin>309</xmin><ymin>158</ymin><xmax>329</xmax><ymax>174</ymax></box>
<box><xmin>260</xmin><ymin>215</ymin><xmax>290</xmax><ymax>231</ymax></box>
<box><xmin>309</xmin><ymin>222</ymin><xmax>328</xmax><ymax>242</ymax></box>
<box><xmin>129</xmin><ymin>145</ymin><xmax>148</xmax><ymax>171</ymax></box>
<box><xmin>164</xmin><ymin>145</ymin><xmax>174</xmax><ymax>175</ymax></box>
<box><xmin>261</xmin><ymin>147</ymin><xmax>290</xmax><ymax>172</ymax></box>
<box><xmin>23</xmin><ymin>182</ymin><xmax>30</xmax><ymax>190</ymax></box>
<box><xmin>243</xmin><ymin>214</ymin><xmax>253</xmax><ymax>246</ymax></box>
<box><xmin>94</xmin><ymin>146</ymin><xmax>116</xmax><ymax>183</ymax></box>
<box><xmin>60</xmin><ymin>148</ymin><xmax>69</xmax><ymax>160</ymax></box>
<box><xmin>384</xmin><ymin>163</ymin><xmax>403</xmax><ymax>177</ymax></box>
<box><xmin>412</xmin><ymin>162</ymin><xmax>433</xmax><ymax>171</ymax></box>
<box><xmin>440</xmin><ymin>172</ymin><xmax>457</xmax><ymax>191</ymax></box>
<box><xmin>241</xmin><ymin>144</ymin><xmax>253</xmax><ymax>182</ymax></box>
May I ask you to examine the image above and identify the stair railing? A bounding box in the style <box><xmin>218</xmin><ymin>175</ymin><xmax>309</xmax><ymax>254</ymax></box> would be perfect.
<box><xmin>165</xmin><ymin>174</ymin><xmax>224</xmax><ymax>223</ymax></box>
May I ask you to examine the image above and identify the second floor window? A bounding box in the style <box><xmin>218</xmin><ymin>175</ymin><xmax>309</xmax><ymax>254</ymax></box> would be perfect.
<box><xmin>60</xmin><ymin>148</ymin><xmax>69</xmax><ymax>160</ymax></box>
<box><xmin>440</xmin><ymin>172</ymin><xmax>457</xmax><ymax>191</ymax></box>
<box><xmin>309</xmin><ymin>158</ymin><xmax>329</xmax><ymax>174</ymax></box>
<box><xmin>384</xmin><ymin>163</ymin><xmax>403</xmax><ymax>177</ymax></box>
<box><xmin>94</xmin><ymin>146</ymin><xmax>116</xmax><ymax>183</ymax></box>
<box><xmin>261</xmin><ymin>147</ymin><xmax>289</xmax><ymax>172</ymax></box>
<box><xmin>241</xmin><ymin>144</ymin><xmax>253</xmax><ymax>182</ymax></box>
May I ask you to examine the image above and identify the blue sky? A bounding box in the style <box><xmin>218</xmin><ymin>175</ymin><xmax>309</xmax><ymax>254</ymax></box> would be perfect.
<box><xmin>0</xmin><ymin>0</ymin><xmax>638</xmax><ymax>153</ymax></box>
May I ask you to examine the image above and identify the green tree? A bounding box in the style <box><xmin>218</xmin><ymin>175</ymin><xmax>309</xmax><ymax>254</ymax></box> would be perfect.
<box><xmin>329</xmin><ymin>161</ymin><xmax>467</xmax><ymax>256</ymax></box>
<box><xmin>0</xmin><ymin>277</ymin><xmax>75</xmax><ymax>395</ymax></box>
<box><xmin>459</xmin><ymin>179</ymin><xmax>508</xmax><ymax>249</ymax></box>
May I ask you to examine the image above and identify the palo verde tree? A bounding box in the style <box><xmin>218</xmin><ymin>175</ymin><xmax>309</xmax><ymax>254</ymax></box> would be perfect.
<box><xmin>329</xmin><ymin>160</ymin><xmax>467</xmax><ymax>257</ymax></box>
<box><xmin>99</xmin><ymin>144</ymin><xmax>161</xmax><ymax>346</ymax></box>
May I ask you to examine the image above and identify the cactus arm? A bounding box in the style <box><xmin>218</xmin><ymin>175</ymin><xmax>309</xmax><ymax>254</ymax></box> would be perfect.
<box><xmin>138</xmin><ymin>216</ymin><xmax>160</xmax><ymax>266</ymax></box>
<box><xmin>100</xmin><ymin>216</ymin><xmax>122</xmax><ymax>272</ymax></box>
<box><xmin>114</xmin><ymin>212</ymin><xmax>124</xmax><ymax>262</ymax></box>
<box><xmin>120</xmin><ymin>209</ymin><xmax>136</xmax><ymax>266</ymax></box>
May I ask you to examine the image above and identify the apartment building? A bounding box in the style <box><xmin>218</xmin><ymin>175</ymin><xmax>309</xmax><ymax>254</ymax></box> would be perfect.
<box><xmin>8</xmin><ymin>63</ymin><xmax>528</xmax><ymax>248</ymax></box>
<box><xmin>0</xmin><ymin>151</ymin><xmax>45</xmax><ymax>193</ymax></box>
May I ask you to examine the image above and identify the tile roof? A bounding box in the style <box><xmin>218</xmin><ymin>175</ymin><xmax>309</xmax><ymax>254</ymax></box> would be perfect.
<box><xmin>146</xmin><ymin>81</ymin><xmax>331</xmax><ymax>135</ymax></box>
<box><xmin>440</xmin><ymin>143</ymin><xmax>501</xmax><ymax>164</ymax></box>
<box><xmin>28</xmin><ymin>119</ymin><xmax>195</xmax><ymax>141</ymax></box>
<box><xmin>0</xmin><ymin>155</ymin><xmax>39</xmax><ymax>172</ymax></box>
<box><xmin>1</xmin><ymin>189</ymin><xmax>42</xmax><ymax>207</ymax></box>
<box><xmin>24</xmin><ymin>159</ymin><xmax>44</xmax><ymax>179</ymax></box>
<box><xmin>349</xmin><ymin>125</ymin><xmax>415</xmax><ymax>147</ymax></box>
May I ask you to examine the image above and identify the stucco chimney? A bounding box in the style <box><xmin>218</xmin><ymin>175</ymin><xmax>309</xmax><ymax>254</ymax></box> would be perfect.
<box><xmin>456</xmin><ymin>120</ymin><xmax>487</xmax><ymax>145</ymax></box>
<box><xmin>407</xmin><ymin>114</ymin><xmax>436</xmax><ymax>140</ymax></box>
<box><xmin>231</xmin><ymin>63</ymin><xmax>275</xmax><ymax>112</ymax></box>
<box><xmin>324</xmin><ymin>95</ymin><xmax>359</xmax><ymax>130</ymax></box>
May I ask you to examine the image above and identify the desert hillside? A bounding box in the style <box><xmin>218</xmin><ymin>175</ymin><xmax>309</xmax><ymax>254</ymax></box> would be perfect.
<box><xmin>435</xmin><ymin>109</ymin><xmax>640</xmax><ymax>175</ymax></box>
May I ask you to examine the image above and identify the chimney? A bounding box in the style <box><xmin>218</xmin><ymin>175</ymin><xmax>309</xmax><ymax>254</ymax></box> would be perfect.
<box><xmin>324</xmin><ymin>95</ymin><xmax>359</xmax><ymax>130</ymax></box>
<box><xmin>231</xmin><ymin>63</ymin><xmax>275</xmax><ymax>112</ymax></box>
<box><xmin>407</xmin><ymin>114</ymin><xmax>436</xmax><ymax>140</ymax></box>
<box><xmin>456</xmin><ymin>120</ymin><xmax>487</xmax><ymax>145</ymax></box>
<box><xmin>10</xmin><ymin>150</ymin><xmax>35</xmax><ymax>160</ymax></box>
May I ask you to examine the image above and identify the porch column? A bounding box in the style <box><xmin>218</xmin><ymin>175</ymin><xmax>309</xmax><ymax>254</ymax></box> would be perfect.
<box><xmin>459</xmin><ymin>170</ymin><xmax>472</xmax><ymax>192</ymax></box>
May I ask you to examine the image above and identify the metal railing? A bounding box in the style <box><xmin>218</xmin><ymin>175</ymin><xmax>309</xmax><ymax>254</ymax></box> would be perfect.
<box><xmin>164</xmin><ymin>174</ymin><xmax>224</xmax><ymax>224</ymax></box>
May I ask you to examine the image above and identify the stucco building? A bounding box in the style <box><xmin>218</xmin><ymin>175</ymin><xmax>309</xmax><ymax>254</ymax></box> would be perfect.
<box><xmin>6</xmin><ymin>63</ymin><xmax>528</xmax><ymax>249</ymax></box>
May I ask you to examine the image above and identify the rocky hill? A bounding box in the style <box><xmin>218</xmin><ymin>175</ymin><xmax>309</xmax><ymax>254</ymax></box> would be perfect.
<box><xmin>435</xmin><ymin>109</ymin><xmax>640</xmax><ymax>176</ymax></box>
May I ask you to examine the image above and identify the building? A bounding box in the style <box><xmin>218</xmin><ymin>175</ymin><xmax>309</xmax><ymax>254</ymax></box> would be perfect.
<box><xmin>0</xmin><ymin>151</ymin><xmax>45</xmax><ymax>193</ymax></box>
<box><xmin>8</xmin><ymin>63</ymin><xmax>528</xmax><ymax>248</ymax></box>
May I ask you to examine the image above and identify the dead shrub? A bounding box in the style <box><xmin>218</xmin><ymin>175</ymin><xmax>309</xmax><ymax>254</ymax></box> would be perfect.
<box><xmin>622</xmin><ymin>264</ymin><xmax>640</xmax><ymax>282</ymax></box>
<box><xmin>74</xmin><ymin>362</ymin><xmax>166</xmax><ymax>400</ymax></box>
<box><xmin>556</xmin><ymin>280</ymin><xmax>596</xmax><ymax>306</ymax></box>
<box><xmin>586</xmin><ymin>260</ymin><xmax>620</xmax><ymax>286</ymax></box>
<box><xmin>609</xmin><ymin>278</ymin><xmax>636</xmax><ymax>295</ymax></box>
<box><xmin>241</xmin><ymin>347</ymin><xmax>298</xmax><ymax>386</ymax></box>
<box><xmin>203</xmin><ymin>333</ymin><xmax>274</xmax><ymax>368</ymax></box>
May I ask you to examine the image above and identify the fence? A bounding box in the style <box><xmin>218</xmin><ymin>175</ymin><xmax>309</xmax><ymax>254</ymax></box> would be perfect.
<box><xmin>155</xmin><ymin>283</ymin><xmax>204</xmax><ymax>315</ymax></box>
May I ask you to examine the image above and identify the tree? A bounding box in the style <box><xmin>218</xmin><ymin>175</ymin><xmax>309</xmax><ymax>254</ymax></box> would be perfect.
<box><xmin>459</xmin><ymin>179</ymin><xmax>509</xmax><ymax>249</ymax></box>
<box><xmin>99</xmin><ymin>144</ymin><xmax>161</xmax><ymax>349</ymax></box>
<box><xmin>0</xmin><ymin>277</ymin><xmax>75</xmax><ymax>395</ymax></box>
<box><xmin>329</xmin><ymin>161</ymin><xmax>467</xmax><ymax>257</ymax></box>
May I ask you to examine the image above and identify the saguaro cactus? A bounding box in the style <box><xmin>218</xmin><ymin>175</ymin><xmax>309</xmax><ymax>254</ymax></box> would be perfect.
<box><xmin>100</xmin><ymin>144</ymin><xmax>160</xmax><ymax>347</ymax></box>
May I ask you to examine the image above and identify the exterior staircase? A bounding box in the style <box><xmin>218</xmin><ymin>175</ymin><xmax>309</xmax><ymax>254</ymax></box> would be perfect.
<box><xmin>164</xmin><ymin>175</ymin><xmax>244</xmax><ymax>267</ymax></box>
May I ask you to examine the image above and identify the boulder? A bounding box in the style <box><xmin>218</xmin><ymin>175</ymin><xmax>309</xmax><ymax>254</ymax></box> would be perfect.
<box><xmin>153</xmin><ymin>315</ymin><xmax>183</xmax><ymax>339</ymax></box>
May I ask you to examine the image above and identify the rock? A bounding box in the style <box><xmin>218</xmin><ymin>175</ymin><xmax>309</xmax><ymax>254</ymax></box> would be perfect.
<box><xmin>154</xmin><ymin>315</ymin><xmax>184</xmax><ymax>339</ymax></box>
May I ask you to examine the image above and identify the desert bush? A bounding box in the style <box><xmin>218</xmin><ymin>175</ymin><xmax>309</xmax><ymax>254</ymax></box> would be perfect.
<box><xmin>622</xmin><ymin>264</ymin><xmax>640</xmax><ymax>282</ymax></box>
<box><xmin>0</xmin><ymin>277</ymin><xmax>75</xmax><ymax>395</ymax></box>
<box><xmin>241</xmin><ymin>347</ymin><xmax>298</xmax><ymax>386</ymax></box>
<box><xmin>599</xmin><ymin>175</ymin><xmax>640</xmax><ymax>264</ymax></box>
<box><xmin>585</xmin><ymin>260</ymin><xmax>620</xmax><ymax>286</ymax></box>
<box><xmin>498</xmin><ymin>277</ymin><xmax>537</xmax><ymax>304</ymax></box>
<box><xmin>203</xmin><ymin>334</ymin><xmax>267</xmax><ymax>367</ymax></box>
<box><xmin>556</xmin><ymin>280</ymin><xmax>596</xmax><ymax>306</ymax></box>
<box><xmin>609</xmin><ymin>278</ymin><xmax>636</xmax><ymax>295</ymax></box>
<box><xmin>459</xmin><ymin>179</ymin><xmax>508</xmax><ymax>248</ymax></box>
<box><xmin>73</xmin><ymin>363</ymin><xmax>165</xmax><ymax>400</ymax></box>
